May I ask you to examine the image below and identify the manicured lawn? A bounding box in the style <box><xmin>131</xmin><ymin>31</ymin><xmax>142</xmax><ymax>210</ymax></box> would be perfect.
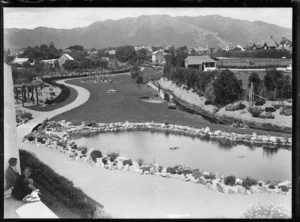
<box><xmin>51</xmin><ymin>75</ymin><xmax>290</xmax><ymax>137</ymax></box>
<box><xmin>24</xmin><ymin>86</ymin><xmax>78</xmax><ymax>112</ymax></box>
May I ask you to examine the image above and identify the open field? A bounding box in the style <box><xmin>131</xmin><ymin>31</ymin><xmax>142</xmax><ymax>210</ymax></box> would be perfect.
<box><xmin>217</xmin><ymin>58</ymin><xmax>292</xmax><ymax>69</ymax></box>
<box><xmin>51</xmin><ymin>75</ymin><xmax>290</xmax><ymax>138</ymax></box>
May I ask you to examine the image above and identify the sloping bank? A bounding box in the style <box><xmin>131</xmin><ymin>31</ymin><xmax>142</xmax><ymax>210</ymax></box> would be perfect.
<box><xmin>155</xmin><ymin>78</ymin><xmax>292</xmax><ymax>134</ymax></box>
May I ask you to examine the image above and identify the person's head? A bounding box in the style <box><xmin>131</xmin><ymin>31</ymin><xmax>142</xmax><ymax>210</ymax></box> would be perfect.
<box><xmin>23</xmin><ymin>165</ymin><xmax>32</xmax><ymax>178</ymax></box>
<box><xmin>8</xmin><ymin>158</ymin><xmax>17</xmax><ymax>167</ymax></box>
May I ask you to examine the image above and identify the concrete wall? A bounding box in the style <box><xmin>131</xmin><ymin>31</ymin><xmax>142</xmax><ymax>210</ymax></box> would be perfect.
<box><xmin>4</xmin><ymin>64</ymin><xmax>21</xmax><ymax>190</ymax></box>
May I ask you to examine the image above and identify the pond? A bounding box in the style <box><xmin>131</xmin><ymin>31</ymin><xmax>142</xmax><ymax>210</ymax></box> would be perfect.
<box><xmin>71</xmin><ymin>131</ymin><xmax>291</xmax><ymax>181</ymax></box>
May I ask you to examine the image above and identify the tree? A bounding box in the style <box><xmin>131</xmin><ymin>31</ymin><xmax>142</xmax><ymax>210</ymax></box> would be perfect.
<box><xmin>115</xmin><ymin>45</ymin><xmax>137</xmax><ymax>64</ymax></box>
<box><xmin>281</xmin><ymin>75</ymin><xmax>292</xmax><ymax>99</ymax></box>
<box><xmin>63</xmin><ymin>60</ymin><xmax>79</xmax><ymax>71</ymax></box>
<box><xmin>213</xmin><ymin>69</ymin><xmax>243</xmax><ymax>105</ymax></box>
<box><xmin>136</xmin><ymin>48</ymin><xmax>148</xmax><ymax>61</ymax></box>
<box><xmin>264</xmin><ymin>68</ymin><xmax>284</xmax><ymax>99</ymax></box>
<box><xmin>4</xmin><ymin>49</ymin><xmax>14</xmax><ymax>64</ymax></box>
<box><xmin>190</xmin><ymin>48</ymin><xmax>197</xmax><ymax>56</ymax></box>
<box><xmin>248</xmin><ymin>72</ymin><xmax>261</xmax><ymax>96</ymax></box>
<box><xmin>130</xmin><ymin>63</ymin><xmax>141</xmax><ymax>79</ymax></box>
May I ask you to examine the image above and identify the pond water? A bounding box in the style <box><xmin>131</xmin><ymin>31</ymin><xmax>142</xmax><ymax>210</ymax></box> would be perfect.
<box><xmin>72</xmin><ymin>131</ymin><xmax>291</xmax><ymax>181</ymax></box>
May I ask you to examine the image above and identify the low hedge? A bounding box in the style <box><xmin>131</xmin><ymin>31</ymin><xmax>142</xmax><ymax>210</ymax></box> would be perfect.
<box><xmin>225</xmin><ymin>102</ymin><xmax>246</xmax><ymax>111</ymax></box>
<box><xmin>224</xmin><ymin>175</ymin><xmax>236</xmax><ymax>186</ymax></box>
<box><xmin>255</xmin><ymin>100</ymin><xmax>265</xmax><ymax>106</ymax></box>
<box><xmin>247</xmin><ymin>106</ymin><xmax>264</xmax><ymax>117</ymax></box>
<box><xmin>259</xmin><ymin>112</ymin><xmax>275</xmax><ymax>119</ymax></box>
<box><xmin>123</xmin><ymin>159</ymin><xmax>133</xmax><ymax>166</ymax></box>
<box><xmin>242</xmin><ymin>177</ymin><xmax>257</xmax><ymax>190</ymax></box>
<box><xmin>265</xmin><ymin>107</ymin><xmax>276</xmax><ymax>112</ymax></box>
<box><xmin>90</xmin><ymin>150</ymin><xmax>103</xmax><ymax>162</ymax></box>
<box><xmin>19</xmin><ymin>149</ymin><xmax>106</xmax><ymax>218</ymax></box>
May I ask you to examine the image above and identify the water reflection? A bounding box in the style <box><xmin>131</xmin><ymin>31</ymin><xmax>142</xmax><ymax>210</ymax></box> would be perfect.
<box><xmin>262</xmin><ymin>147</ymin><xmax>279</xmax><ymax>158</ymax></box>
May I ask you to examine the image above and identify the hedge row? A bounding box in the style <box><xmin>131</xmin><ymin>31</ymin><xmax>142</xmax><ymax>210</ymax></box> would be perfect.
<box><xmin>43</xmin><ymin>78</ymin><xmax>70</xmax><ymax>105</ymax></box>
<box><xmin>19</xmin><ymin>149</ymin><xmax>106</xmax><ymax>218</ymax></box>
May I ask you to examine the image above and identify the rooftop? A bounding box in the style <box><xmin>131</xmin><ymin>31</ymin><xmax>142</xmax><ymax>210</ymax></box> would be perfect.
<box><xmin>185</xmin><ymin>55</ymin><xmax>216</xmax><ymax>64</ymax></box>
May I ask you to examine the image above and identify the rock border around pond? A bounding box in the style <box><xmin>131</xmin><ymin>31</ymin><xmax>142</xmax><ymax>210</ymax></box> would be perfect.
<box><xmin>22</xmin><ymin>120</ymin><xmax>292</xmax><ymax>196</ymax></box>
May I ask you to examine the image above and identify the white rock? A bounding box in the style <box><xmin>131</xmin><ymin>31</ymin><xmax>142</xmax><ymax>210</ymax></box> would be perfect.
<box><xmin>278</xmin><ymin>180</ymin><xmax>292</xmax><ymax>188</ymax></box>
<box><xmin>269</xmin><ymin>136</ymin><xmax>277</xmax><ymax>143</ymax></box>
<box><xmin>204</xmin><ymin>127</ymin><xmax>210</xmax><ymax>134</ymax></box>
<box><xmin>235</xmin><ymin>178</ymin><xmax>243</xmax><ymax>185</ymax></box>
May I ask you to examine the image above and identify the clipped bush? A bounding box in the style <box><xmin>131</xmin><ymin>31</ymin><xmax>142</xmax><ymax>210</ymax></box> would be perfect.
<box><xmin>166</xmin><ymin>167</ymin><xmax>176</xmax><ymax>174</ymax></box>
<box><xmin>265</xmin><ymin>107</ymin><xmax>276</xmax><ymax>112</ymax></box>
<box><xmin>225</xmin><ymin>102</ymin><xmax>246</xmax><ymax>111</ymax></box>
<box><xmin>268</xmin><ymin>184</ymin><xmax>276</xmax><ymax>189</ymax></box>
<box><xmin>102</xmin><ymin>158</ymin><xmax>108</xmax><ymax>164</ymax></box>
<box><xmin>28</xmin><ymin>136</ymin><xmax>35</xmax><ymax>141</ymax></box>
<box><xmin>192</xmin><ymin>170</ymin><xmax>203</xmax><ymax>179</ymax></box>
<box><xmin>136</xmin><ymin>76</ymin><xmax>143</xmax><ymax>84</ymax></box>
<box><xmin>255</xmin><ymin>100</ymin><xmax>265</xmax><ymax>106</ymax></box>
<box><xmin>247</xmin><ymin>106</ymin><xmax>264</xmax><ymax>117</ymax></box>
<box><xmin>107</xmin><ymin>152</ymin><xmax>119</xmax><ymax>162</ymax></box>
<box><xmin>123</xmin><ymin>159</ymin><xmax>133</xmax><ymax>166</ymax></box>
<box><xmin>157</xmin><ymin>165</ymin><xmax>163</xmax><ymax>173</ymax></box>
<box><xmin>280</xmin><ymin>185</ymin><xmax>288</xmax><ymax>192</ymax></box>
<box><xmin>280</xmin><ymin>107</ymin><xmax>292</xmax><ymax>116</ymax></box>
<box><xmin>259</xmin><ymin>112</ymin><xmax>275</xmax><ymax>119</ymax></box>
<box><xmin>90</xmin><ymin>150</ymin><xmax>103</xmax><ymax>162</ymax></box>
<box><xmin>242</xmin><ymin>177</ymin><xmax>257</xmax><ymax>190</ymax></box>
<box><xmin>224</xmin><ymin>175</ymin><xmax>236</xmax><ymax>186</ymax></box>
<box><xmin>243</xmin><ymin>203</ymin><xmax>290</xmax><ymax>218</ymax></box>
<box><xmin>137</xmin><ymin>158</ymin><xmax>144</xmax><ymax>167</ymax></box>
<box><xmin>204</xmin><ymin>173</ymin><xmax>216</xmax><ymax>180</ymax></box>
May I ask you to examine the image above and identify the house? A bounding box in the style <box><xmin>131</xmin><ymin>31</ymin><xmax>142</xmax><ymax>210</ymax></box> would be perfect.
<box><xmin>41</xmin><ymin>59</ymin><xmax>58</xmax><ymax>68</ymax></box>
<box><xmin>57</xmin><ymin>54</ymin><xmax>74</xmax><ymax>67</ymax></box>
<box><xmin>232</xmin><ymin>44</ymin><xmax>245</xmax><ymax>51</ymax></box>
<box><xmin>105</xmin><ymin>50</ymin><xmax>116</xmax><ymax>55</ymax></box>
<box><xmin>194</xmin><ymin>46</ymin><xmax>210</xmax><ymax>55</ymax></box>
<box><xmin>185</xmin><ymin>55</ymin><xmax>216</xmax><ymax>71</ymax></box>
<box><xmin>260</xmin><ymin>37</ymin><xmax>279</xmax><ymax>50</ymax></box>
<box><xmin>12</xmin><ymin>58</ymin><xmax>29</xmax><ymax>65</ymax></box>
<box><xmin>152</xmin><ymin>50</ymin><xmax>164</xmax><ymax>64</ymax></box>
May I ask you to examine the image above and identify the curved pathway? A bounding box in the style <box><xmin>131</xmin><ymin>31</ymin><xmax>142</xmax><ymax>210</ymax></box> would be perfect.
<box><xmin>16</xmin><ymin>75</ymin><xmax>291</xmax><ymax>218</ymax></box>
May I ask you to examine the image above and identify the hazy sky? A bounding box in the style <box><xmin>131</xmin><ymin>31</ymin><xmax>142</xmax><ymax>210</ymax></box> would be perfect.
<box><xmin>4</xmin><ymin>8</ymin><xmax>292</xmax><ymax>29</ymax></box>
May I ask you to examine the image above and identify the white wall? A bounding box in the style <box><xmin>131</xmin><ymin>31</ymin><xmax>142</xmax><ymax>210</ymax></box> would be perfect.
<box><xmin>4</xmin><ymin>64</ymin><xmax>21</xmax><ymax>190</ymax></box>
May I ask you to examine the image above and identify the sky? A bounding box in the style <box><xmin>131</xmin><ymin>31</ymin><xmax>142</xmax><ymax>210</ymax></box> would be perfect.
<box><xmin>4</xmin><ymin>7</ymin><xmax>292</xmax><ymax>29</ymax></box>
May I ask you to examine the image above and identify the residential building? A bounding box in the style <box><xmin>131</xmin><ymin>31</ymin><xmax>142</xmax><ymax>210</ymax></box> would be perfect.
<box><xmin>105</xmin><ymin>49</ymin><xmax>116</xmax><ymax>55</ymax></box>
<box><xmin>194</xmin><ymin>46</ymin><xmax>210</xmax><ymax>55</ymax></box>
<box><xmin>41</xmin><ymin>59</ymin><xmax>58</xmax><ymax>68</ymax></box>
<box><xmin>57</xmin><ymin>54</ymin><xmax>74</xmax><ymax>67</ymax></box>
<box><xmin>152</xmin><ymin>50</ymin><xmax>164</xmax><ymax>64</ymax></box>
<box><xmin>11</xmin><ymin>57</ymin><xmax>29</xmax><ymax>65</ymax></box>
<box><xmin>185</xmin><ymin>55</ymin><xmax>216</xmax><ymax>71</ymax></box>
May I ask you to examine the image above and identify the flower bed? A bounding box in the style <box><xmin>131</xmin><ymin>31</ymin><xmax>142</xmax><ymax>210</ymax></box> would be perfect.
<box><xmin>22</xmin><ymin>120</ymin><xmax>292</xmax><ymax>196</ymax></box>
<box><xmin>16</xmin><ymin>108</ymin><xmax>33</xmax><ymax>126</ymax></box>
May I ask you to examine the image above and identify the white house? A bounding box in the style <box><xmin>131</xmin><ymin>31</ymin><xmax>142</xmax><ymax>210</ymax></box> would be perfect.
<box><xmin>185</xmin><ymin>55</ymin><xmax>216</xmax><ymax>71</ymax></box>
<box><xmin>152</xmin><ymin>50</ymin><xmax>164</xmax><ymax>64</ymax></box>
<box><xmin>105</xmin><ymin>50</ymin><xmax>116</xmax><ymax>55</ymax></box>
<box><xmin>41</xmin><ymin>59</ymin><xmax>58</xmax><ymax>68</ymax></box>
<box><xmin>57</xmin><ymin>54</ymin><xmax>74</xmax><ymax>67</ymax></box>
<box><xmin>12</xmin><ymin>58</ymin><xmax>29</xmax><ymax>65</ymax></box>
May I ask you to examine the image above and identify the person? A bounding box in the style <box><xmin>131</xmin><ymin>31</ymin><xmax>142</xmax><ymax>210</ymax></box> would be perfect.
<box><xmin>12</xmin><ymin>165</ymin><xmax>38</xmax><ymax>201</ymax></box>
<box><xmin>5</xmin><ymin>158</ymin><xmax>20</xmax><ymax>190</ymax></box>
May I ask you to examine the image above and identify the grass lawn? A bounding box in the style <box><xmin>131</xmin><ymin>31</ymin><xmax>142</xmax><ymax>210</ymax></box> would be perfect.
<box><xmin>51</xmin><ymin>75</ymin><xmax>290</xmax><ymax>137</ymax></box>
<box><xmin>23</xmin><ymin>86</ymin><xmax>78</xmax><ymax>112</ymax></box>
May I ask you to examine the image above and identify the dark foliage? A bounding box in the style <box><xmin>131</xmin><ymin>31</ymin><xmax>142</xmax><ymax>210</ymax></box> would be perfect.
<box><xmin>224</xmin><ymin>175</ymin><xmax>236</xmax><ymax>186</ymax></box>
<box><xmin>90</xmin><ymin>150</ymin><xmax>103</xmax><ymax>162</ymax></box>
<box><xmin>242</xmin><ymin>177</ymin><xmax>257</xmax><ymax>190</ymax></box>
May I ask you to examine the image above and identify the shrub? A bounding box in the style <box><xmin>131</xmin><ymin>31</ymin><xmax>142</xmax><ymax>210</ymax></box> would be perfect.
<box><xmin>247</xmin><ymin>106</ymin><xmax>264</xmax><ymax>117</ymax></box>
<box><xmin>192</xmin><ymin>170</ymin><xmax>203</xmax><ymax>179</ymax></box>
<box><xmin>224</xmin><ymin>175</ymin><xmax>236</xmax><ymax>186</ymax></box>
<box><xmin>157</xmin><ymin>165</ymin><xmax>163</xmax><ymax>173</ymax></box>
<box><xmin>166</xmin><ymin>167</ymin><xmax>176</xmax><ymax>174</ymax></box>
<box><xmin>90</xmin><ymin>150</ymin><xmax>103</xmax><ymax>162</ymax></box>
<box><xmin>84</xmin><ymin>120</ymin><xmax>97</xmax><ymax>127</ymax></box>
<box><xmin>28</xmin><ymin>136</ymin><xmax>35</xmax><ymax>141</ymax></box>
<box><xmin>243</xmin><ymin>203</ymin><xmax>290</xmax><ymax>218</ymax></box>
<box><xmin>265</xmin><ymin>107</ymin><xmax>276</xmax><ymax>112</ymax></box>
<box><xmin>225</xmin><ymin>102</ymin><xmax>246</xmax><ymax>111</ymax></box>
<box><xmin>123</xmin><ymin>159</ymin><xmax>133</xmax><ymax>166</ymax></box>
<box><xmin>280</xmin><ymin>107</ymin><xmax>292</xmax><ymax>116</ymax></box>
<box><xmin>136</xmin><ymin>76</ymin><xmax>143</xmax><ymax>84</ymax></box>
<box><xmin>50</xmin><ymin>92</ymin><xmax>56</xmax><ymax>96</ymax></box>
<box><xmin>71</xmin><ymin>120</ymin><xmax>82</xmax><ymax>126</ymax></box>
<box><xmin>204</xmin><ymin>100</ymin><xmax>212</xmax><ymax>105</ymax></box>
<box><xmin>204</xmin><ymin>173</ymin><xmax>216</xmax><ymax>180</ymax></box>
<box><xmin>268</xmin><ymin>184</ymin><xmax>276</xmax><ymax>189</ymax></box>
<box><xmin>102</xmin><ymin>158</ymin><xmax>108</xmax><ymax>164</ymax></box>
<box><xmin>137</xmin><ymin>158</ymin><xmax>144</xmax><ymax>167</ymax></box>
<box><xmin>255</xmin><ymin>100</ymin><xmax>265</xmax><ymax>106</ymax></box>
<box><xmin>242</xmin><ymin>177</ymin><xmax>257</xmax><ymax>190</ymax></box>
<box><xmin>280</xmin><ymin>185</ymin><xmax>288</xmax><ymax>192</ymax></box>
<box><xmin>107</xmin><ymin>152</ymin><xmax>119</xmax><ymax>162</ymax></box>
<box><xmin>259</xmin><ymin>112</ymin><xmax>275</xmax><ymax>119</ymax></box>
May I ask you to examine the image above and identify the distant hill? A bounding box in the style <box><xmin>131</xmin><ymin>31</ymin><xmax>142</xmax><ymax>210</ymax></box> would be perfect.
<box><xmin>4</xmin><ymin>14</ymin><xmax>292</xmax><ymax>50</ymax></box>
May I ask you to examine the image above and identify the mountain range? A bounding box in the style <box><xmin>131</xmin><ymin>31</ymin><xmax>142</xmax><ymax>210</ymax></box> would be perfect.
<box><xmin>4</xmin><ymin>14</ymin><xmax>292</xmax><ymax>50</ymax></box>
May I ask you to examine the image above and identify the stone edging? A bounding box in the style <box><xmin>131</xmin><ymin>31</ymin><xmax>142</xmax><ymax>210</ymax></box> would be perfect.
<box><xmin>22</xmin><ymin>120</ymin><xmax>292</xmax><ymax>196</ymax></box>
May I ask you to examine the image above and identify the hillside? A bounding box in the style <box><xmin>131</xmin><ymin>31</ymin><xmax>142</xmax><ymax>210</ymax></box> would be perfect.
<box><xmin>4</xmin><ymin>14</ymin><xmax>292</xmax><ymax>50</ymax></box>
